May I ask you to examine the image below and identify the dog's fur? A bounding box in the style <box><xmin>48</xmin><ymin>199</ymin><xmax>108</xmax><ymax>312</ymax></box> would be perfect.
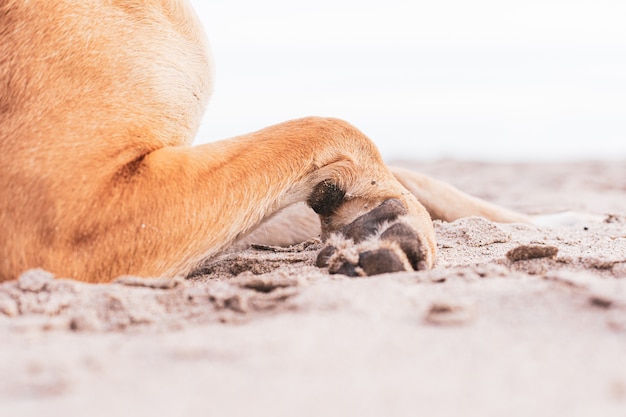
<box><xmin>0</xmin><ymin>0</ymin><xmax>531</xmax><ymax>283</ymax></box>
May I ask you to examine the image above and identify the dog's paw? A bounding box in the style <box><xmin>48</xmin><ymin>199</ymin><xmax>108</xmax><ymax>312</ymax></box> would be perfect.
<box><xmin>316</xmin><ymin>199</ymin><xmax>430</xmax><ymax>277</ymax></box>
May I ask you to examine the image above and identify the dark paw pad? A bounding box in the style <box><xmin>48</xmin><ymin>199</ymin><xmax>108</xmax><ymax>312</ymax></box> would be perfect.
<box><xmin>358</xmin><ymin>249</ymin><xmax>407</xmax><ymax>275</ymax></box>
<box><xmin>315</xmin><ymin>246</ymin><xmax>336</xmax><ymax>268</ymax></box>
<box><xmin>339</xmin><ymin>198</ymin><xmax>407</xmax><ymax>243</ymax></box>
<box><xmin>380</xmin><ymin>223</ymin><xmax>424</xmax><ymax>270</ymax></box>
<box><xmin>326</xmin><ymin>248</ymin><xmax>407</xmax><ymax>277</ymax></box>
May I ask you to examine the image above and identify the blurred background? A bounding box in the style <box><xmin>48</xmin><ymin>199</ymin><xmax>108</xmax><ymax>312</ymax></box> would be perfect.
<box><xmin>189</xmin><ymin>0</ymin><xmax>626</xmax><ymax>162</ymax></box>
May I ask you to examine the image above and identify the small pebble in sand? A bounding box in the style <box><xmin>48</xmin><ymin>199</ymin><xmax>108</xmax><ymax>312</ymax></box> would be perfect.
<box><xmin>589</xmin><ymin>294</ymin><xmax>614</xmax><ymax>309</ymax></box>
<box><xmin>506</xmin><ymin>244</ymin><xmax>559</xmax><ymax>262</ymax></box>
<box><xmin>424</xmin><ymin>299</ymin><xmax>476</xmax><ymax>326</ymax></box>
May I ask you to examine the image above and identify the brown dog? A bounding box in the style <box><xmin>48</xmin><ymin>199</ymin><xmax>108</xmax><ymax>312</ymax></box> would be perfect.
<box><xmin>0</xmin><ymin>0</ymin><xmax>530</xmax><ymax>283</ymax></box>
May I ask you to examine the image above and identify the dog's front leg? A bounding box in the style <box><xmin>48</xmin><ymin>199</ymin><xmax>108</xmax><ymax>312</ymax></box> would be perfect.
<box><xmin>71</xmin><ymin>117</ymin><xmax>436</xmax><ymax>282</ymax></box>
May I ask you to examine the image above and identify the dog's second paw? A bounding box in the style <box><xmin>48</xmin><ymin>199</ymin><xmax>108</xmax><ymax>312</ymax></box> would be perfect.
<box><xmin>316</xmin><ymin>199</ymin><xmax>430</xmax><ymax>277</ymax></box>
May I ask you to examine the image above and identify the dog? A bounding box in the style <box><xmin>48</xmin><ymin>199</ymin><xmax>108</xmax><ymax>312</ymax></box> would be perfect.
<box><xmin>0</xmin><ymin>0</ymin><xmax>537</xmax><ymax>283</ymax></box>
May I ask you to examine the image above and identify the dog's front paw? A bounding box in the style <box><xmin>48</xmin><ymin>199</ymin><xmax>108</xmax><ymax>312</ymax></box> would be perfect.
<box><xmin>316</xmin><ymin>199</ymin><xmax>431</xmax><ymax>276</ymax></box>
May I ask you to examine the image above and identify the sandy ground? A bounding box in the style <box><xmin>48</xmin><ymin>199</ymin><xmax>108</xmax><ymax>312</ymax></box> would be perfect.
<box><xmin>1</xmin><ymin>160</ymin><xmax>626</xmax><ymax>417</ymax></box>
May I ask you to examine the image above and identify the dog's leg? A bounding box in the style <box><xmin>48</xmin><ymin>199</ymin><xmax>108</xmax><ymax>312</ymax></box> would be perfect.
<box><xmin>391</xmin><ymin>167</ymin><xmax>606</xmax><ymax>226</ymax></box>
<box><xmin>390</xmin><ymin>167</ymin><xmax>532</xmax><ymax>223</ymax></box>
<box><xmin>36</xmin><ymin>117</ymin><xmax>435</xmax><ymax>282</ymax></box>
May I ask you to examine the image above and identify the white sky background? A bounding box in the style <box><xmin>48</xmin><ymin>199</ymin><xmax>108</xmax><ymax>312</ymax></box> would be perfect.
<box><xmin>188</xmin><ymin>0</ymin><xmax>626</xmax><ymax>162</ymax></box>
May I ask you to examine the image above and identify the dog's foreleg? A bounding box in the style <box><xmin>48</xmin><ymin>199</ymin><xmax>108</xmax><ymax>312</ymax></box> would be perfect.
<box><xmin>391</xmin><ymin>167</ymin><xmax>531</xmax><ymax>223</ymax></box>
<box><xmin>52</xmin><ymin>117</ymin><xmax>435</xmax><ymax>282</ymax></box>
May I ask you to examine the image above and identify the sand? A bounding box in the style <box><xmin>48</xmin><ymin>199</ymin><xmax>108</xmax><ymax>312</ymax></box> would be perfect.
<box><xmin>1</xmin><ymin>160</ymin><xmax>626</xmax><ymax>417</ymax></box>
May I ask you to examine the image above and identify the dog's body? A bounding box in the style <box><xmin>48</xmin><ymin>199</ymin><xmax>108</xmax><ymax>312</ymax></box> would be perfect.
<box><xmin>0</xmin><ymin>0</ymin><xmax>531</xmax><ymax>282</ymax></box>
